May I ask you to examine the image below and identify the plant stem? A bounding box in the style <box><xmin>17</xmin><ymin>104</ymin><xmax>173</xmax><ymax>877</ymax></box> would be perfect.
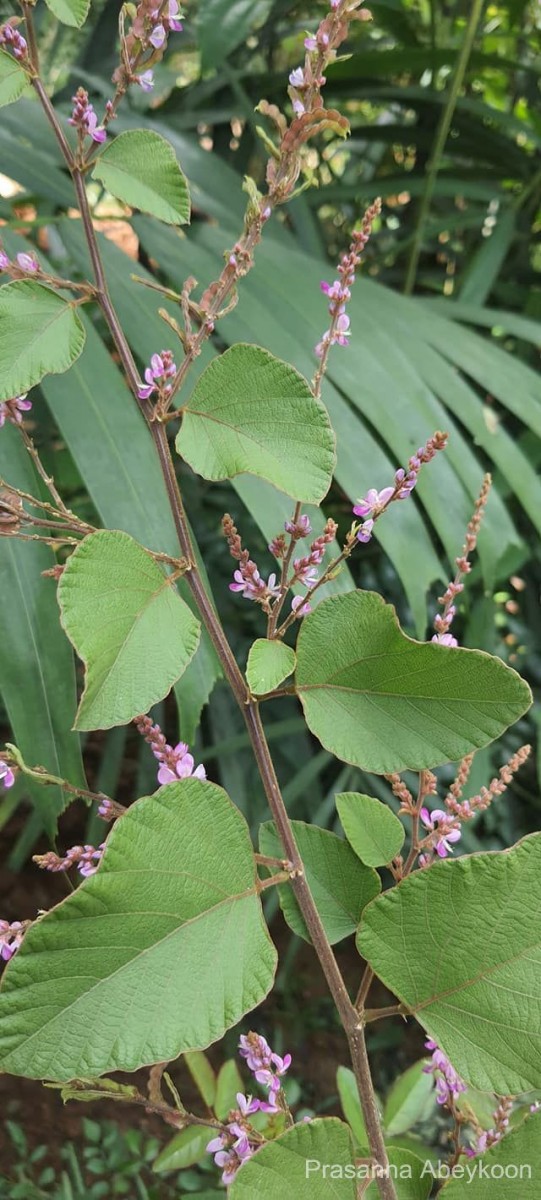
<box><xmin>403</xmin><ymin>0</ymin><xmax>486</xmax><ymax>295</ymax></box>
<box><xmin>25</xmin><ymin>21</ymin><xmax>397</xmax><ymax>1194</ymax></box>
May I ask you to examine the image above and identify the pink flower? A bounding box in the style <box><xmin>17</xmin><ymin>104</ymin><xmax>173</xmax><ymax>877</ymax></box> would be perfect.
<box><xmin>138</xmin><ymin>349</ymin><xmax>177</xmax><ymax>400</ymax></box>
<box><xmin>304</xmin><ymin>35</ymin><xmax>317</xmax><ymax>51</ymax></box>
<box><xmin>424</xmin><ymin>1039</ymin><xmax>466</xmax><ymax>1106</ymax></box>
<box><xmin>68</xmin><ymin>88</ymin><xmax>106</xmax><ymax>143</ymax></box>
<box><xmin>0</xmin><ymin>919</ymin><xmax>25</xmax><ymax>961</ymax></box>
<box><xmin>157</xmin><ymin>742</ymin><xmax>206</xmax><ymax>785</ymax></box>
<box><xmin>420</xmin><ymin>808</ymin><xmax>461</xmax><ymax>858</ymax></box>
<box><xmin>289</xmin><ymin>68</ymin><xmax>305</xmax><ymax>87</ymax></box>
<box><xmin>353</xmin><ymin>486</ymin><xmax>394</xmax><ymax>518</ymax></box>
<box><xmin>0</xmin><ymin>761</ymin><xmax>15</xmax><ymax>789</ymax></box>
<box><xmin>16</xmin><ymin>252</ymin><xmax>38</xmax><ymax>273</ymax></box>
<box><xmin>150</xmin><ymin>23</ymin><xmax>166</xmax><ymax>48</ymax></box>
<box><xmin>292</xmin><ymin>595</ymin><xmax>311</xmax><ymax>617</ymax></box>
<box><xmin>432</xmin><ymin>632</ymin><xmax>458</xmax><ymax>648</ymax></box>
<box><xmin>138</xmin><ymin>70</ymin><xmax>154</xmax><ymax>92</ymax></box>
<box><xmin>0</xmin><ymin>250</ymin><xmax>10</xmax><ymax>271</ymax></box>
<box><xmin>356</xmin><ymin>518</ymin><xmax>374</xmax><ymax>544</ymax></box>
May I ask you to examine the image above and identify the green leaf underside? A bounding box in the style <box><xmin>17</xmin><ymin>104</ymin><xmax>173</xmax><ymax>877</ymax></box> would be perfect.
<box><xmin>260</xmin><ymin>820</ymin><xmax>380</xmax><ymax>945</ymax></box>
<box><xmin>0</xmin><ymin>780</ymin><xmax>277</xmax><ymax>1079</ymax></box>
<box><xmin>176</xmin><ymin>344</ymin><xmax>335</xmax><ymax>503</ymax></box>
<box><xmin>0</xmin><ymin>281</ymin><xmax>86</xmax><ymax>400</ymax></box>
<box><xmin>45</xmin><ymin>0</ymin><xmax>91</xmax><ymax>26</ymax></box>
<box><xmin>229</xmin><ymin>1118</ymin><xmax>357</xmax><ymax>1198</ymax></box>
<box><xmin>153</xmin><ymin>1126</ymin><xmax>209</xmax><ymax>1172</ymax></box>
<box><xmin>0</xmin><ymin>50</ymin><xmax>30</xmax><ymax>108</ymax></box>
<box><xmin>337</xmin><ymin>793</ymin><xmax>405</xmax><ymax>867</ymax></box>
<box><xmin>295</xmin><ymin>591</ymin><xmax>531</xmax><ymax>773</ymax></box>
<box><xmin>57</xmin><ymin>530</ymin><xmax>200</xmax><ymax>730</ymax></box>
<box><xmin>439</xmin><ymin>1117</ymin><xmax>540</xmax><ymax>1198</ymax></box>
<box><xmin>92</xmin><ymin>130</ymin><xmax>190</xmax><ymax>225</ymax></box>
<box><xmin>246</xmin><ymin>639</ymin><xmax>296</xmax><ymax>695</ymax></box>
<box><xmin>358</xmin><ymin>835</ymin><xmax>541</xmax><ymax>1094</ymax></box>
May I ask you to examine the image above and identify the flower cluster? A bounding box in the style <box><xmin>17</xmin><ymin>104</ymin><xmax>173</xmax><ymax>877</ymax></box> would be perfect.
<box><xmin>0</xmin><ymin>248</ymin><xmax>39</xmax><ymax>275</ymax></box>
<box><xmin>207</xmin><ymin>1033</ymin><xmax>293</xmax><ymax>1185</ymax></box>
<box><xmin>424</xmin><ymin>1039</ymin><xmax>467</xmax><ymax>1107</ymax></box>
<box><xmin>223</xmin><ymin>514</ymin><xmax>280</xmax><ymax>611</ymax></box>
<box><xmin>0</xmin><ymin>23</ymin><xmax>27</xmax><ymax>61</ymax></box>
<box><xmin>353</xmin><ymin>431</ymin><xmax>448</xmax><ymax>544</ymax></box>
<box><xmin>148</xmin><ymin>0</ymin><xmax>183</xmax><ymax>50</ymax></box>
<box><xmin>138</xmin><ymin>351</ymin><xmax>177</xmax><ymax>402</ymax></box>
<box><xmin>432</xmin><ymin>474</ymin><xmax>492</xmax><ymax>648</ymax></box>
<box><xmin>420</xmin><ymin>806</ymin><xmax>461</xmax><ymax>860</ymax></box>
<box><xmin>134</xmin><ymin>714</ymin><xmax>206</xmax><ymax>786</ymax></box>
<box><xmin>0</xmin><ymin>760</ymin><xmax>16</xmax><ymax>789</ymax></box>
<box><xmin>445</xmin><ymin>744</ymin><xmax>531</xmax><ymax>823</ymax></box>
<box><xmin>68</xmin><ymin>88</ymin><xmax>106</xmax><ymax>144</ymax></box>
<box><xmin>315</xmin><ymin>199</ymin><xmax>381</xmax><ymax>360</ymax></box>
<box><xmin>0</xmin><ymin>395</ymin><xmax>32</xmax><ymax>429</ymax></box>
<box><xmin>97</xmin><ymin>797</ymin><xmax>127</xmax><ymax>822</ymax></box>
<box><xmin>287</xmin><ymin>518</ymin><xmax>338</xmax><ymax>614</ymax></box>
<box><xmin>113</xmin><ymin>1</ymin><xmax>184</xmax><ymax>95</ymax></box>
<box><xmin>34</xmin><ymin>843</ymin><xmax>105</xmax><ymax>878</ymax></box>
<box><xmin>0</xmin><ymin>919</ymin><xmax>26</xmax><ymax>962</ymax></box>
<box><xmin>304</xmin><ymin>2</ymin><xmax>372</xmax><ymax>55</ymax></box>
<box><xmin>467</xmin><ymin>1097</ymin><xmax>513</xmax><ymax>1158</ymax></box>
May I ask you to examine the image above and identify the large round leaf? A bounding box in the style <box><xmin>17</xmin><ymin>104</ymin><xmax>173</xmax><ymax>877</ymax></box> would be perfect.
<box><xmin>0</xmin><ymin>281</ymin><xmax>86</xmax><ymax>399</ymax></box>
<box><xmin>0</xmin><ymin>780</ymin><xmax>277</xmax><ymax>1079</ymax></box>
<box><xmin>358</xmin><ymin>835</ymin><xmax>541</xmax><ymax>1094</ymax></box>
<box><xmin>439</xmin><ymin>1116</ymin><xmax>540</xmax><ymax>1199</ymax></box>
<box><xmin>92</xmin><ymin>131</ymin><xmax>190</xmax><ymax>226</ymax></box>
<box><xmin>176</xmin><ymin>344</ymin><xmax>336</xmax><ymax>502</ymax></box>
<box><xmin>295</xmin><ymin>591</ymin><xmax>531</xmax><ymax>773</ymax></box>
<box><xmin>230</xmin><ymin>1118</ymin><xmax>357</xmax><ymax>1199</ymax></box>
<box><xmin>57</xmin><ymin>530</ymin><xmax>200</xmax><ymax>730</ymax></box>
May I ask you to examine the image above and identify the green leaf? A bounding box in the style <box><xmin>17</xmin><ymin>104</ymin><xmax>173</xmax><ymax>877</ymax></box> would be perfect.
<box><xmin>383</xmin><ymin>1062</ymin><xmax>435</xmax><ymax>1137</ymax></box>
<box><xmin>0</xmin><ymin>281</ymin><xmax>86</xmax><ymax>400</ymax></box>
<box><xmin>336</xmin><ymin>1066</ymin><xmax>368</xmax><ymax>1148</ymax></box>
<box><xmin>198</xmin><ymin>0</ymin><xmax>273</xmax><ymax>69</ymax></box>
<box><xmin>57</xmin><ymin>530</ymin><xmax>200</xmax><ymax>730</ymax></box>
<box><xmin>439</xmin><ymin>1116</ymin><xmax>540</xmax><ymax>1198</ymax></box>
<box><xmin>214</xmin><ymin>1059</ymin><xmax>245</xmax><ymax>1121</ymax></box>
<box><xmin>44</xmin><ymin>0</ymin><xmax>91</xmax><ymax>26</ymax></box>
<box><xmin>365</xmin><ymin>1147</ymin><xmax>432</xmax><ymax>1200</ymax></box>
<box><xmin>229</xmin><ymin>1118</ymin><xmax>356</xmax><ymax>1198</ymax></box>
<box><xmin>260</xmin><ymin>820</ymin><xmax>380</xmax><ymax>945</ymax></box>
<box><xmin>92</xmin><ymin>131</ymin><xmax>190</xmax><ymax>226</ymax></box>
<box><xmin>36</xmin><ymin>308</ymin><xmax>220</xmax><ymax>743</ymax></box>
<box><xmin>153</xmin><ymin>1126</ymin><xmax>209</xmax><ymax>1173</ymax></box>
<box><xmin>358</xmin><ymin>835</ymin><xmax>541</xmax><ymax>1094</ymax></box>
<box><xmin>176</xmin><ymin>344</ymin><xmax>335</xmax><ymax>503</ymax></box>
<box><xmin>0</xmin><ymin>779</ymin><xmax>277</xmax><ymax>1079</ymax></box>
<box><xmin>246</xmin><ymin>639</ymin><xmax>296</xmax><ymax>695</ymax></box>
<box><xmin>336</xmin><ymin>793</ymin><xmax>405</xmax><ymax>868</ymax></box>
<box><xmin>0</xmin><ymin>426</ymin><xmax>85</xmax><ymax>835</ymax></box>
<box><xmin>184</xmin><ymin>1051</ymin><xmax>216</xmax><ymax>1107</ymax></box>
<box><xmin>295</xmin><ymin>591</ymin><xmax>531</xmax><ymax>773</ymax></box>
<box><xmin>0</xmin><ymin>50</ymin><xmax>30</xmax><ymax>108</ymax></box>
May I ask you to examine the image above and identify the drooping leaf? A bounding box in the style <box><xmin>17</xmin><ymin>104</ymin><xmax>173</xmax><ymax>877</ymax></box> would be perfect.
<box><xmin>0</xmin><ymin>780</ymin><xmax>277</xmax><ymax>1079</ymax></box>
<box><xmin>44</xmin><ymin>0</ymin><xmax>91</xmax><ymax>26</ymax></box>
<box><xmin>176</xmin><ymin>344</ymin><xmax>336</xmax><ymax>503</ymax></box>
<box><xmin>383</xmin><ymin>1062</ymin><xmax>436</xmax><ymax>1137</ymax></box>
<box><xmin>0</xmin><ymin>425</ymin><xmax>85</xmax><ymax>835</ymax></box>
<box><xmin>0</xmin><ymin>49</ymin><xmax>30</xmax><ymax>108</ymax></box>
<box><xmin>336</xmin><ymin>793</ymin><xmax>405</xmax><ymax>867</ymax></box>
<box><xmin>184</xmin><ymin>1051</ymin><xmax>216</xmax><ymax>1107</ymax></box>
<box><xmin>153</xmin><ymin>1126</ymin><xmax>209</xmax><ymax>1173</ymax></box>
<box><xmin>246</xmin><ymin>639</ymin><xmax>296</xmax><ymax>695</ymax></box>
<box><xmin>439</xmin><ymin>1117</ymin><xmax>540</xmax><ymax>1198</ymax></box>
<box><xmin>0</xmin><ymin>281</ymin><xmax>86</xmax><ymax>400</ymax></box>
<box><xmin>57</xmin><ymin>530</ymin><xmax>200</xmax><ymax>730</ymax></box>
<box><xmin>229</xmin><ymin>1118</ymin><xmax>356</xmax><ymax>1199</ymax></box>
<box><xmin>358</xmin><ymin>835</ymin><xmax>541</xmax><ymax>1094</ymax></box>
<box><xmin>260</xmin><ymin>820</ymin><xmax>380</xmax><ymax>945</ymax></box>
<box><xmin>295</xmin><ymin>591</ymin><xmax>531</xmax><ymax>773</ymax></box>
<box><xmin>92</xmin><ymin>131</ymin><xmax>190</xmax><ymax>225</ymax></box>
<box><xmin>214</xmin><ymin>1059</ymin><xmax>245</xmax><ymax>1121</ymax></box>
<box><xmin>336</xmin><ymin>1066</ymin><xmax>368</xmax><ymax>1148</ymax></box>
